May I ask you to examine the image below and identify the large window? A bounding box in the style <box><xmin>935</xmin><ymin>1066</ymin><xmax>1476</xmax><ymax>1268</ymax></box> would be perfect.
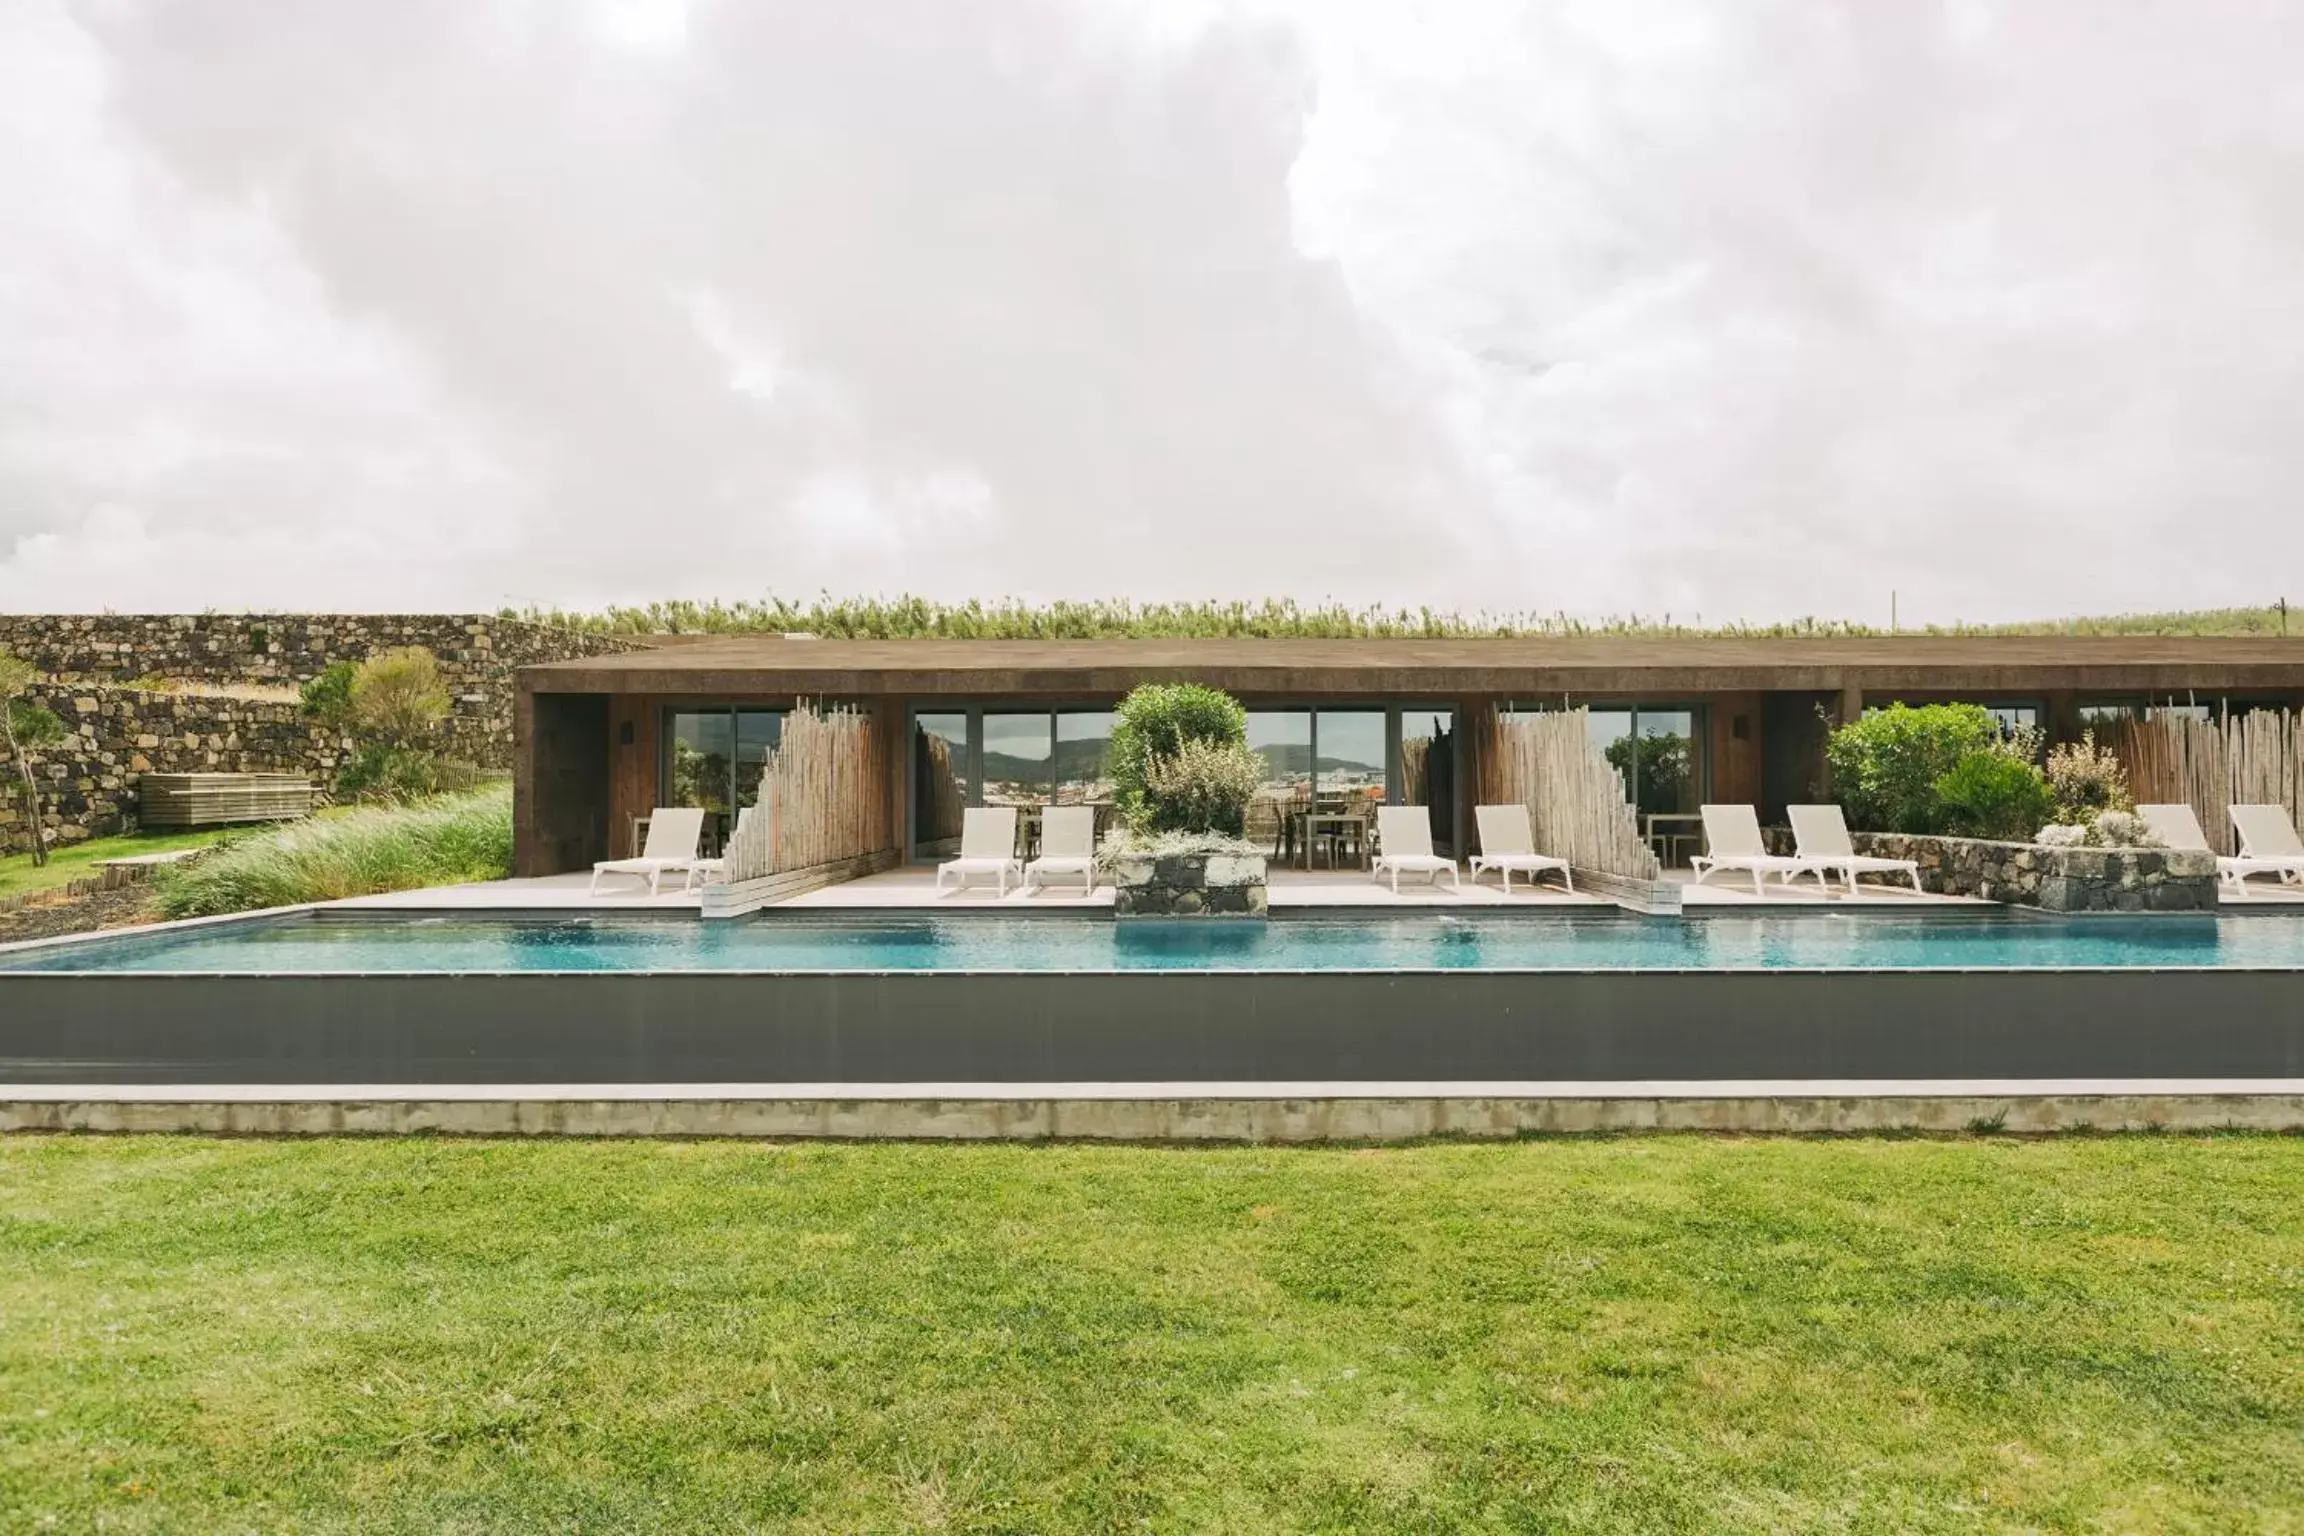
<box><xmin>1400</xmin><ymin>708</ymin><xmax>1456</xmax><ymax>856</ymax></box>
<box><xmin>1055</xmin><ymin>712</ymin><xmax>1116</xmax><ymax>804</ymax></box>
<box><xmin>981</xmin><ymin>712</ymin><xmax>1054</xmax><ymax>806</ymax></box>
<box><xmin>663</xmin><ymin>706</ymin><xmax>785</xmax><ymax>850</ymax></box>
<box><xmin>909</xmin><ymin>708</ymin><xmax>1116</xmax><ymax>857</ymax></box>
<box><xmin>1244</xmin><ymin>711</ymin><xmax>1313</xmax><ymax>853</ymax></box>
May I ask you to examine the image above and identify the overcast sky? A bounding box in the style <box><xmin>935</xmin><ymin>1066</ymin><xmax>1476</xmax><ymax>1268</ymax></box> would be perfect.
<box><xmin>5</xmin><ymin>0</ymin><xmax>2301</xmax><ymax>624</ymax></box>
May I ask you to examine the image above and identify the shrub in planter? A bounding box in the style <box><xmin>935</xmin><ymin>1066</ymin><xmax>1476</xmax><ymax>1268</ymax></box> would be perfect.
<box><xmin>1824</xmin><ymin>703</ymin><xmax>2004</xmax><ymax>834</ymax></box>
<box><xmin>1109</xmin><ymin>683</ymin><xmax>1251</xmax><ymax>832</ymax></box>
<box><xmin>1138</xmin><ymin>735</ymin><xmax>1261</xmax><ymax>837</ymax></box>
<box><xmin>2044</xmin><ymin>730</ymin><xmax>2132</xmax><ymax>825</ymax></box>
<box><xmin>1932</xmin><ymin>751</ymin><xmax>2054</xmax><ymax>840</ymax></box>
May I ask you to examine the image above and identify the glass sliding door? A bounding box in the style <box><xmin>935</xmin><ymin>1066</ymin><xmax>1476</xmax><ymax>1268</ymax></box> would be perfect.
<box><xmin>1055</xmin><ymin>712</ymin><xmax>1116</xmax><ymax>805</ymax></box>
<box><xmin>1630</xmin><ymin>709</ymin><xmax>1699</xmax><ymax>820</ymax></box>
<box><xmin>980</xmin><ymin>712</ymin><xmax>1053</xmax><ymax>807</ymax></box>
<box><xmin>665</xmin><ymin>709</ymin><xmax>736</xmax><ymax>854</ymax></box>
<box><xmin>734</xmin><ymin>710</ymin><xmax>784</xmax><ymax>811</ymax></box>
<box><xmin>912</xmin><ymin>712</ymin><xmax>970</xmax><ymax>856</ymax></box>
<box><xmin>1244</xmin><ymin>711</ymin><xmax>1313</xmax><ymax>857</ymax></box>
<box><xmin>1400</xmin><ymin>708</ymin><xmax>1456</xmax><ymax>856</ymax></box>
<box><xmin>1587</xmin><ymin>709</ymin><xmax>1637</xmax><ymax>803</ymax></box>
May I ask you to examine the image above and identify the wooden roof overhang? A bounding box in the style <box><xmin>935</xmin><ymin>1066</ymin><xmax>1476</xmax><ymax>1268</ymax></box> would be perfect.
<box><xmin>519</xmin><ymin>637</ymin><xmax>2304</xmax><ymax>701</ymax></box>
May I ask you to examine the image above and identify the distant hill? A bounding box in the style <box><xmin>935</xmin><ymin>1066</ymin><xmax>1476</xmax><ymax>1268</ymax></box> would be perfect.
<box><xmin>515</xmin><ymin>597</ymin><xmax>2303</xmax><ymax>641</ymax></box>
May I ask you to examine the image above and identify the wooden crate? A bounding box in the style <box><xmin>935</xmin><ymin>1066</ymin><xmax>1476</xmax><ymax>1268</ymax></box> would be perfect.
<box><xmin>138</xmin><ymin>773</ymin><xmax>314</xmax><ymax>828</ymax></box>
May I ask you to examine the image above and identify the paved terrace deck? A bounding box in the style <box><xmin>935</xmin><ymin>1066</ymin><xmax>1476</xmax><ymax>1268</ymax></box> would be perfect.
<box><xmin>335</xmin><ymin>867</ymin><xmax>2028</xmax><ymax>914</ymax></box>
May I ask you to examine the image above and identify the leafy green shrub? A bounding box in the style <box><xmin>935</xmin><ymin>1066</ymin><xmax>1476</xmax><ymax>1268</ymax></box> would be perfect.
<box><xmin>1825</xmin><ymin>704</ymin><xmax>2005</xmax><ymax>833</ymax></box>
<box><xmin>1931</xmin><ymin>752</ymin><xmax>2054</xmax><ymax>840</ymax></box>
<box><xmin>299</xmin><ymin>660</ymin><xmax>357</xmax><ymax>729</ymax></box>
<box><xmin>1108</xmin><ymin>683</ymin><xmax>1250</xmax><ymax>831</ymax></box>
<box><xmin>1138</xmin><ymin>736</ymin><xmax>1262</xmax><ymax>836</ymax></box>
<box><xmin>155</xmin><ymin>786</ymin><xmax>512</xmax><ymax>918</ymax></box>
<box><xmin>336</xmin><ymin>744</ymin><xmax>486</xmax><ymax>800</ymax></box>
<box><xmin>2044</xmin><ymin>731</ymin><xmax>2132</xmax><ymax>824</ymax></box>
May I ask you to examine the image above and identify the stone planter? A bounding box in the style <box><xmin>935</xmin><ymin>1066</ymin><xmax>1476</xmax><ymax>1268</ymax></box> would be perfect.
<box><xmin>1110</xmin><ymin>852</ymin><xmax>1268</xmax><ymax>918</ymax></box>
<box><xmin>1848</xmin><ymin>832</ymin><xmax>2218</xmax><ymax>912</ymax></box>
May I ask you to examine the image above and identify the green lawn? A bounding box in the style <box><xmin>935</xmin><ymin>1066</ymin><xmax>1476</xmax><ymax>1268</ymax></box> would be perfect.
<box><xmin>2</xmin><ymin>1137</ymin><xmax>2298</xmax><ymax>1533</ymax></box>
<box><xmin>0</xmin><ymin>826</ymin><xmax>247</xmax><ymax>900</ymax></box>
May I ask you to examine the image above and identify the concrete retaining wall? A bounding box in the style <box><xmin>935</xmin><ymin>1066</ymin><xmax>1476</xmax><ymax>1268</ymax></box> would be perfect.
<box><xmin>7</xmin><ymin>1087</ymin><xmax>2300</xmax><ymax>1138</ymax></box>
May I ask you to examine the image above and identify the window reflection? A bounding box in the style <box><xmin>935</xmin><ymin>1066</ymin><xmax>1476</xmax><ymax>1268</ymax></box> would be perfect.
<box><xmin>912</xmin><ymin>713</ymin><xmax>969</xmax><ymax>853</ymax></box>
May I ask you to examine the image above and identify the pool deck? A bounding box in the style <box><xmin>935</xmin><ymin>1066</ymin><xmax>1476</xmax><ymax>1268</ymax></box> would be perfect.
<box><xmin>315</xmin><ymin>866</ymin><xmax>2299</xmax><ymax>917</ymax></box>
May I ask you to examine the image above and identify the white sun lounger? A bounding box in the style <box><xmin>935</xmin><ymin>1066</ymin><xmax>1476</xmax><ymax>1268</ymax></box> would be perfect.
<box><xmin>1690</xmin><ymin>804</ymin><xmax>1832</xmax><ymax>897</ymax></box>
<box><xmin>1372</xmin><ymin>805</ymin><xmax>1460</xmax><ymax>894</ymax></box>
<box><xmin>1788</xmin><ymin>803</ymin><xmax>1923</xmax><ymax>895</ymax></box>
<box><xmin>938</xmin><ymin>806</ymin><xmax>1024</xmax><ymax>896</ymax></box>
<box><xmin>688</xmin><ymin>805</ymin><xmax>753</xmax><ymax>887</ymax></box>
<box><xmin>2228</xmin><ymin>804</ymin><xmax>2304</xmax><ymax>892</ymax></box>
<box><xmin>1468</xmin><ymin>804</ymin><xmax>1573</xmax><ymax>893</ymax></box>
<box><xmin>1025</xmin><ymin>805</ymin><xmax>1097</xmax><ymax>896</ymax></box>
<box><xmin>2137</xmin><ymin>803</ymin><xmax>2304</xmax><ymax>897</ymax></box>
<box><xmin>590</xmin><ymin>806</ymin><xmax>707</xmax><ymax>896</ymax></box>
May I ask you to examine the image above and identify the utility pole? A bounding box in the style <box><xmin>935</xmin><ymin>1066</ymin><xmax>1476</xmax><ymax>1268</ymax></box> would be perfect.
<box><xmin>2279</xmin><ymin>596</ymin><xmax>2289</xmax><ymax>637</ymax></box>
<box><xmin>1890</xmin><ymin>590</ymin><xmax>1897</xmax><ymax>633</ymax></box>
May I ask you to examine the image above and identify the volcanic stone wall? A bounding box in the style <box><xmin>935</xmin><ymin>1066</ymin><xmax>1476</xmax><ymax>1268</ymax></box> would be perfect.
<box><xmin>0</xmin><ymin>613</ymin><xmax>643</xmax><ymax>769</ymax></box>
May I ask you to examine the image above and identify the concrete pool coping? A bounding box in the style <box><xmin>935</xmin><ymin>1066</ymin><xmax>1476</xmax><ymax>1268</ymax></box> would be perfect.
<box><xmin>7</xmin><ymin>1080</ymin><xmax>2302</xmax><ymax>1138</ymax></box>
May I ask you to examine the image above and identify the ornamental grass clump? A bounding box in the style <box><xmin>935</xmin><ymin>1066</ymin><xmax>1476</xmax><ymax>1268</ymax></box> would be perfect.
<box><xmin>155</xmin><ymin>786</ymin><xmax>512</xmax><ymax>918</ymax></box>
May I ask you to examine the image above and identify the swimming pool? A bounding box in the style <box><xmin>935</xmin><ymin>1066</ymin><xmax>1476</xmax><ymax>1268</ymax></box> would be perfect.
<box><xmin>7</xmin><ymin>911</ymin><xmax>2302</xmax><ymax>1087</ymax></box>
<box><xmin>7</xmin><ymin>909</ymin><xmax>2304</xmax><ymax>973</ymax></box>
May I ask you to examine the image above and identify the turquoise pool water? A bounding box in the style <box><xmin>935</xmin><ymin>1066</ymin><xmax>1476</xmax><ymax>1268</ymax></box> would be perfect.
<box><xmin>6</xmin><ymin>911</ymin><xmax>2304</xmax><ymax>973</ymax></box>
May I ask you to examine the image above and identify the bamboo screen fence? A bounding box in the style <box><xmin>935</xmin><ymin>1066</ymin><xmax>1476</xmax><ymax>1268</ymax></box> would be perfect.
<box><xmin>1470</xmin><ymin>706</ymin><xmax>1660</xmax><ymax>880</ymax></box>
<box><xmin>720</xmin><ymin>703</ymin><xmax>895</xmax><ymax>884</ymax></box>
<box><xmin>2110</xmin><ymin>708</ymin><xmax>2304</xmax><ymax>856</ymax></box>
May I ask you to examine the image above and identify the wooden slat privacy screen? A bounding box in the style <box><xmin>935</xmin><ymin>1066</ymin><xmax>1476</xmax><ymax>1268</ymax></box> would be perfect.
<box><xmin>1470</xmin><ymin>707</ymin><xmax>1660</xmax><ymax>879</ymax></box>
<box><xmin>719</xmin><ymin>704</ymin><xmax>895</xmax><ymax>884</ymax></box>
<box><xmin>2111</xmin><ymin>708</ymin><xmax>2304</xmax><ymax>856</ymax></box>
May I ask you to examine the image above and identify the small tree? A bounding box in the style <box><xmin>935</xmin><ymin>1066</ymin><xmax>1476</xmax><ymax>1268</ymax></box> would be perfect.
<box><xmin>0</xmin><ymin>648</ymin><xmax>68</xmax><ymax>867</ymax></box>
<box><xmin>299</xmin><ymin>659</ymin><xmax>358</xmax><ymax>732</ymax></box>
<box><xmin>1824</xmin><ymin>703</ymin><xmax>2003</xmax><ymax>834</ymax></box>
<box><xmin>349</xmin><ymin>648</ymin><xmax>451</xmax><ymax>749</ymax></box>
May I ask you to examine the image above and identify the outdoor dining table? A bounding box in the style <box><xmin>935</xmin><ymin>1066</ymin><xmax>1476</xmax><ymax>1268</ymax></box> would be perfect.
<box><xmin>1289</xmin><ymin>808</ymin><xmax>1373</xmax><ymax>870</ymax></box>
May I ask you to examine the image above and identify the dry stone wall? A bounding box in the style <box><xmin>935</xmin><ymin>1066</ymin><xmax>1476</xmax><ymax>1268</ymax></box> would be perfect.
<box><xmin>0</xmin><ymin>613</ymin><xmax>644</xmax><ymax>769</ymax></box>
<box><xmin>1850</xmin><ymin>831</ymin><xmax>2219</xmax><ymax>912</ymax></box>
<box><xmin>2</xmin><ymin>684</ymin><xmax>347</xmax><ymax>853</ymax></box>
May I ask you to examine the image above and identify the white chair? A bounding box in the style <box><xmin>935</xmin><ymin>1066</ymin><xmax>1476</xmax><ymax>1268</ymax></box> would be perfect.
<box><xmin>2138</xmin><ymin>803</ymin><xmax>2304</xmax><ymax>898</ymax></box>
<box><xmin>1025</xmin><ymin>805</ymin><xmax>1097</xmax><ymax>896</ymax></box>
<box><xmin>1788</xmin><ymin>803</ymin><xmax>1923</xmax><ymax>895</ymax></box>
<box><xmin>1371</xmin><ymin>805</ymin><xmax>1460</xmax><ymax>894</ymax></box>
<box><xmin>590</xmin><ymin>806</ymin><xmax>707</xmax><ymax>896</ymax></box>
<box><xmin>688</xmin><ymin>806</ymin><xmax>753</xmax><ymax>887</ymax></box>
<box><xmin>1689</xmin><ymin>804</ymin><xmax>1832</xmax><ymax>897</ymax></box>
<box><xmin>937</xmin><ymin>806</ymin><xmax>1024</xmax><ymax>897</ymax></box>
<box><xmin>2228</xmin><ymin>804</ymin><xmax>2304</xmax><ymax>892</ymax></box>
<box><xmin>1468</xmin><ymin>804</ymin><xmax>1573</xmax><ymax>894</ymax></box>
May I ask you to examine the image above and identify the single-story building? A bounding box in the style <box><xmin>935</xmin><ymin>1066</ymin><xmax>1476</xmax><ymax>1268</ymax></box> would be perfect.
<box><xmin>513</xmin><ymin>635</ymin><xmax>2304</xmax><ymax>877</ymax></box>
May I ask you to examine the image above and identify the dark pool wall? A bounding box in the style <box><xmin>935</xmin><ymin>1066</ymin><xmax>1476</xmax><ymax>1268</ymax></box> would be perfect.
<box><xmin>5</xmin><ymin>971</ymin><xmax>2301</xmax><ymax>1084</ymax></box>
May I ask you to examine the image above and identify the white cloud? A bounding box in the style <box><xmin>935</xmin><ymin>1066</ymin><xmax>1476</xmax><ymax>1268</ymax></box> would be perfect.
<box><xmin>3</xmin><ymin>0</ymin><xmax>2300</xmax><ymax>623</ymax></box>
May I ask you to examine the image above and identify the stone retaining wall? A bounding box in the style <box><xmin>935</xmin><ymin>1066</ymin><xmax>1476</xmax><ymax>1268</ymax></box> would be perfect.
<box><xmin>1</xmin><ymin>684</ymin><xmax>348</xmax><ymax>854</ymax></box>
<box><xmin>0</xmin><ymin>613</ymin><xmax>646</xmax><ymax>768</ymax></box>
<box><xmin>1110</xmin><ymin>852</ymin><xmax>1268</xmax><ymax>917</ymax></box>
<box><xmin>1849</xmin><ymin>832</ymin><xmax>2219</xmax><ymax>912</ymax></box>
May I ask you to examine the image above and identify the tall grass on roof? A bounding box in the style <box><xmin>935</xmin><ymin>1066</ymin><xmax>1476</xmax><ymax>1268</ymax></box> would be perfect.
<box><xmin>506</xmin><ymin>595</ymin><xmax>1885</xmax><ymax>640</ymax></box>
<box><xmin>506</xmin><ymin>595</ymin><xmax>2303</xmax><ymax>640</ymax></box>
<box><xmin>154</xmin><ymin>786</ymin><xmax>512</xmax><ymax>919</ymax></box>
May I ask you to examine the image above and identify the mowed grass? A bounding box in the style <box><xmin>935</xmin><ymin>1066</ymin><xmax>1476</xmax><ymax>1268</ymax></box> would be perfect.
<box><xmin>2</xmin><ymin>1137</ymin><xmax>2299</xmax><ymax>1533</ymax></box>
<box><xmin>0</xmin><ymin>826</ymin><xmax>246</xmax><ymax>900</ymax></box>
